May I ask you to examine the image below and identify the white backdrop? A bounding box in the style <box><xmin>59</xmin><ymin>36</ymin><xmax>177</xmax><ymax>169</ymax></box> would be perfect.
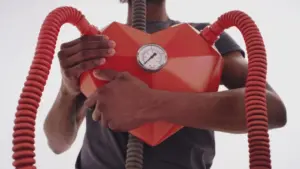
<box><xmin>0</xmin><ymin>0</ymin><xmax>299</xmax><ymax>168</ymax></box>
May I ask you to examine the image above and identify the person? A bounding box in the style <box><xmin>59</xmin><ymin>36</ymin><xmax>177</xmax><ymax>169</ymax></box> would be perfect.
<box><xmin>43</xmin><ymin>0</ymin><xmax>287</xmax><ymax>169</ymax></box>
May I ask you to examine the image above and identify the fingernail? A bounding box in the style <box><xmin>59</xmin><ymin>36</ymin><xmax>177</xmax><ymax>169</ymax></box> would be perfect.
<box><xmin>102</xmin><ymin>35</ymin><xmax>109</xmax><ymax>40</ymax></box>
<box><xmin>108</xmin><ymin>48</ymin><xmax>115</xmax><ymax>55</ymax></box>
<box><xmin>93</xmin><ymin>70</ymin><xmax>109</xmax><ymax>81</ymax></box>
<box><xmin>108</xmin><ymin>40</ymin><xmax>116</xmax><ymax>48</ymax></box>
<box><xmin>99</xmin><ymin>58</ymin><xmax>106</xmax><ymax>65</ymax></box>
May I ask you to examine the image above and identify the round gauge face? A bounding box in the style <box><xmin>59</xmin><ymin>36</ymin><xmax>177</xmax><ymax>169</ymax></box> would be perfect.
<box><xmin>136</xmin><ymin>44</ymin><xmax>168</xmax><ymax>72</ymax></box>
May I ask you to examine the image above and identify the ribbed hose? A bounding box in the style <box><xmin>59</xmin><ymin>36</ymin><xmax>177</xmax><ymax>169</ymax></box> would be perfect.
<box><xmin>131</xmin><ymin>0</ymin><xmax>146</xmax><ymax>31</ymax></box>
<box><xmin>11</xmin><ymin>7</ymin><xmax>99</xmax><ymax>169</ymax></box>
<box><xmin>201</xmin><ymin>11</ymin><xmax>271</xmax><ymax>169</ymax></box>
<box><xmin>11</xmin><ymin>3</ymin><xmax>147</xmax><ymax>169</ymax></box>
<box><xmin>125</xmin><ymin>0</ymin><xmax>146</xmax><ymax>169</ymax></box>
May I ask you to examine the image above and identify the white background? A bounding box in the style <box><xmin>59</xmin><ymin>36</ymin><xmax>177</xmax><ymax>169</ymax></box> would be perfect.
<box><xmin>0</xmin><ymin>0</ymin><xmax>299</xmax><ymax>168</ymax></box>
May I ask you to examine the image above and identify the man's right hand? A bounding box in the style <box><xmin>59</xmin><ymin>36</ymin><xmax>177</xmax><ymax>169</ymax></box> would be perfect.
<box><xmin>58</xmin><ymin>35</ymin><xmax>116</xmax><ymax>96</ymax></box>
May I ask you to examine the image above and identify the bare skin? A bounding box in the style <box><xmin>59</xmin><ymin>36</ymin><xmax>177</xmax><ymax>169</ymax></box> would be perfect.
<box><xmin>44</xmin><ymin>0</ymin><xmax>287</xmax><ymax>154</ymax></box>
<box><xmin>44</xmin><ymin>36</ymin><xmax>116</xmax><ymax>153</ymax></box>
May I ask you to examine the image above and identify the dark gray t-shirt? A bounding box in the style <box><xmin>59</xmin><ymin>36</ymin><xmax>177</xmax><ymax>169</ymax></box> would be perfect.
<box><xmin>75</xmin><ymin>20</ymin><xmax>244</xmax><ymax>169</ymax></box>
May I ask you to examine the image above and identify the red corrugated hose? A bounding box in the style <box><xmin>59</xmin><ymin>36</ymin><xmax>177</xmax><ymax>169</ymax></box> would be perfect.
<box><xmin>201</xmin><ymin>11</ymin><xmax>270</xmax><ymax>169</ymax></box>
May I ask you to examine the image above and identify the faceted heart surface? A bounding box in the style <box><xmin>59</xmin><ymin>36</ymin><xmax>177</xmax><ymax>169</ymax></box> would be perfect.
<box><xmin>80</xmin><ymin>22</ymin><xmax>223</xmax><ymax>146</ymax></box>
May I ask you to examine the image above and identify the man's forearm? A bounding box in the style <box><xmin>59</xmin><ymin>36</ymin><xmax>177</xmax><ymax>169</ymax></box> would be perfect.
<box><xmin>44</xmin><ymin>85</ymin><xmax>85</xmax><ymax>153</ymax></box>
<box><xmin>152</xmin><ymin>88</ymin><xmax>286</xmax><ymax>133</ymax></box>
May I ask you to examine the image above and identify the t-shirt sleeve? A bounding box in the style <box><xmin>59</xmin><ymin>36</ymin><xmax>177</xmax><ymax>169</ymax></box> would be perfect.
<box><xmin>215</xmin><ymin>31</ymin><xmax>245</xmax><ymax>57</ymax></box>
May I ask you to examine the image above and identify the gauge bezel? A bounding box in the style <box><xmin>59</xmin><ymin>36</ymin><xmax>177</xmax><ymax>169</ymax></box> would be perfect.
<box><xmin>136</xmin><ymin>43</ymin><xmax>168</xmax><ymax>72</ymax></box>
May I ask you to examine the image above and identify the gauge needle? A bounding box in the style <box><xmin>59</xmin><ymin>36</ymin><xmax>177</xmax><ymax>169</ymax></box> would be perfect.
<box><xmin>143</xmin><ymin>53</ymin><xmax>157</xmax><ymax>65</ymax></box>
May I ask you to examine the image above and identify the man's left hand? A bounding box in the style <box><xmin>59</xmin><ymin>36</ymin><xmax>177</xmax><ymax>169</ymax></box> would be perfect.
<box><xmin>83</xmin><ymin>69</ymin><xmax>159</xmax><ymax>131</ymax></box>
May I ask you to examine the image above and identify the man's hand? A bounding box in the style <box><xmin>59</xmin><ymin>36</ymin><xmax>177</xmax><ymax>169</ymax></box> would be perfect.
<box><xmin>59</xmin><ymin>35</ymin><xmax>116</xmax><ymax>96</ymax></box>
<box><xmin>83</xmin><ymin>70</ymin><xmax>158</xmax><ymax>131</ymax></box>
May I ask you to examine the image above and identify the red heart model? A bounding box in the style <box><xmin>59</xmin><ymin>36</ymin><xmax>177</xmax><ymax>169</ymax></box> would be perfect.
<box><xmin>80</xmin><ymin>22</ymin><xmax>223</xmax><ymax>146</ymax></box>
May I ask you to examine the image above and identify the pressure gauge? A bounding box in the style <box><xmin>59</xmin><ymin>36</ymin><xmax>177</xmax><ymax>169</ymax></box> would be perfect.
<box><xmin>137</xmin><ymin>44</ymin><xmax>168</xmax><ymax>72</ymax></box>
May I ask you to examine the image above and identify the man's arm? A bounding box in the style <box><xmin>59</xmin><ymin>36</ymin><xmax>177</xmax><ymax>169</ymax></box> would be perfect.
<box><xmin>43</xmin><ymin>85</ymin><xmax>86</xmax><ymax>154</ymax></box>
<box><xmin>151</xmin><ymin>51</ymin><xmax>286</xmax><ymax>133</ymax></box>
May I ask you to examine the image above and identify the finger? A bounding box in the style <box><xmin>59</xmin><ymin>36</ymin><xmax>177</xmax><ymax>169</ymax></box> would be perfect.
<box><xmin>60</xmin><ymin>37</ymin><xmax>82</xmax><ymax>50</ymax></box>
<box><xmin>62</xmin><ymin>48</ymin><xmax>115</xmax><ymax>68</ymax></box>
<box><xmin>64</xmin><ymin>57</ymin><xmax>106</xmax><ymax>78</ymax></box>
<box><xmin>77</xmin><ymin>106</ymin><xmax>87</xmax><ymax>122</ymax></box>
<box><xmin>92</xmin><ymin>101</ymin><xmax>102</xmax><ymax>121</ymax></box>
<box><xmin>60</xmin><ymin>35</ymin><xmax>109</xmax><ymax>49</ymax></box>
<box><xmin>93</xmin><ymin>69</ymin><xmax>120</xmax><ymax>81</ymax></box>
<box><xmin>108</xmin><ymin>121</ymin><xmax>117</xmax><ymax>130</ymax></box>
<box><xmin>100</xmin><ymin>112</ymin><xmax>109</xmax><ymax>128</ymax></box>
<box><xmin>58</xmin><ymin>35</ymin><xmax>115</xmax><ymax>63</ymax></box>
<box><xmin>94</xmin><ymin>101</ymin><xmax>108</xmax><ymax>127</ymax></box>
<box><xmin>83</xmin><ymin>91</ymin><xmax>99</xmax><ymax>111</ymax></box>
<box><xmin>83</xmin><ymin>87</ymin><xmax>106</xmax><ymax>109</ymax></box>
<box><xmin>59</xmin><ymin>36</ymin><xmax>116</xmax><ymax>56</ymax></box>
<box><xmin>62</xmin><ymin>39</ymin><xmax>116</xmax><ymax>59</ymax></box>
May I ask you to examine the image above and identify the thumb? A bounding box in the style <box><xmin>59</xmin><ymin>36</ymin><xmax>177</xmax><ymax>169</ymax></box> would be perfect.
<box><xmin>77</xmin><ymin>106</ymin><xmax>87</xmax><ymax>122</ymax></box>
<box><xmin>93</xmin><ymin>69</ymin><xmax>119</xmax><ymax>81</ymax></box>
